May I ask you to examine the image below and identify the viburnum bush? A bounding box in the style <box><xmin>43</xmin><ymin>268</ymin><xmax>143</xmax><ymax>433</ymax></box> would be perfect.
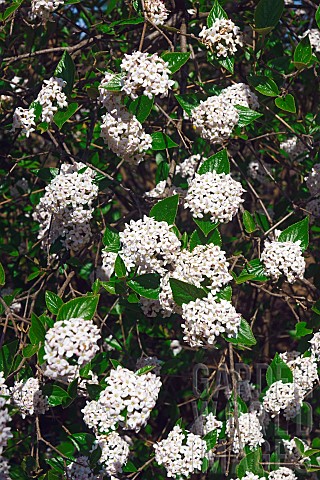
<box><xmin>0</xmin><ymin>0</ymin><xmax>320</xmax><ymax>479</ymax></box>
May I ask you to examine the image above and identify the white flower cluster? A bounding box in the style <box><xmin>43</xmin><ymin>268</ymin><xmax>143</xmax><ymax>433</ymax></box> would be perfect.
<box><xmin>0</xmin><ymin>456</ymin><xmax>10</xmax><ymax>480</ymax></box>
<box><xmin>226</xmin><ymin>412</ymin><xmax>264</xmax><ymax>453</ymax></box>
<box><xmin>199</xmin><ymin>19</ymin><xmax>243</xmax><ymax>58</ymax></box>
<box><xmin>101</xmin><ymin>251</ymin><xmax>117</xmax><ymax>281</ymax></box>
<box><xmin>66</xmin><ymin>456</ymin><xmax>97</xmax><ymax>480</ymax></box>
<box><xmin>118</xmin><ymin>215</ymin><xmax>181</xmax><ymax>275</ymax></box>
<box><xmin>191</xmin><ymin>95</ymin><xmax>239</xmax><ymax>144</ymax></box>
<box><xmin>33</xmin><ymin>162</ymin><xmax>98</xmax><ymax>251</ymax></box>
<box><xmin>185</xmin><ymin>172</ymin><xmax>245</xmax><ymax>223</ymax></box>
<box><xmin>95</xmin><ymin>432</ymin><xmax>130</xmax><ymax>476</ymax></box>
<box><xmin>154</xmin><ymin>425</ymin><xmax>207</xmax><ymax>478</ymax></box>
<box><xmin>175</xmin><ymin>154</ymin><xmax>205</xmax><ymax>180</ymax></box>
<box><xmin>121</xmin><ymin>51</ymin><xmax>174</xmax><ymax>99</ymax></box>
<box><xmin>100</xmin><ymin>106</ymin><xmax>152</xmax><ymax>164</ymax></box>
<box><xmin>262</xmin><ymin>380</ymin><xmax>302</xmax><ymax>419</ymax></box>
<box><xmin>36</xmin><ymin>77</ymin><xmax>68</xmax><ymax>123</ymax></box>
<box><xmin>12</xmin><ymin>107</ymin><xmax>36</xmax><ymax>138</ymax></box>
<box><xmin>280</xmin><ymin>137</ymin><xmax>307</xmax><ymax>160</ymax></box>
<box><xmin>281</xmin><ymin>353</ymin><xmax>319</xmax><ymax>397</ymax></box>
<box><xmin>31</xmin><ymin>0</ymin><xmax>64</xmax><ymax>21</ymax></box>
<box><xmin>145</xmin><ymin>181</ymin><xmax>184</xmax><ymax>199</ymax></box>
<box><xmin>0</xmin><ymin>397</ymin><xmax>12</xmax><ymax>455</ymax></box>
<box><xmin>144</xmin><ymin>0</ymin><xmax>169</xmax><ymax>25</ymax></box>
<box><xmin>191</xmin><ymin>83</ymin><xmax>258</xmax><ymax>144</ymax></box>
<box><xmin>234</xmin><ymin>473</ymin><xmax>265</xmax><ymax>480</ymax></box>
<box><xmin>306</xmin><ymin>164</ymin><xmax>320</xmax><ymax>197</ymax></box>
<box><xmin>43</xmin><ymin>317</ymin><xmax>100</xmax><ymax>381</ymax></box>
<box><xmin>182</xmin><ymin>295</ymin><xmax>241</xmax><ymax>347</ymax></box>
<box><xmin>99</xmin><ymin>72</ymin><xmax>152</xmax><ymax>164</ymax></box>
<box><xmin>269</xmin><ymin>467</ymin><xmax>297</xmax><ymax>480</ymax></box>
<box><xmin>82</xmin><ymin>366</ymin><xmax>161</xmax><ymax>433</ymax></box>
<box><xmin>310</xmin><ymin>332</ymin><xmax>320</xmax><ymax>359</ymax></box>
<box><xmin>11</xmin><ymin>377</ymin><xmax>48</xmax><ymax>418</ymax></box>
<box><xmin>203</xmin><ymin>413</ymin><xmax>222</xmax><ymax>437</ymax></box>
<box><xmin>261</xmin><ymin>239</ymin><xmax>305</xmax><ymax>283</ymax></box>
<box><xmin>221</xmin><ymin>83</ymin><xmax>259</xmax><ymax>110</ymax></box>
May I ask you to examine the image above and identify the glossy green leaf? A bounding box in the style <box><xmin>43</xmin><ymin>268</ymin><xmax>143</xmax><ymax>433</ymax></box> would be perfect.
<box><xmin>266</xmin><ymin>353</ymin><xmax>293</xmax><ymax>386</ymax></box>
<box><xmin>242</xmin><ymin>210</ymin><xmax>257</xmax><ymax>233</ymax></box>
<box><xmin>0</xmin><ymin>340</ymin><xmax>18</xmax><ymax>376</ymax></box>
<box><xmin>128</xmin><ymin>273</ymin><xmax>160</xmax><ymax>300</ymax></box>
<box><xmin>29</xmin><ymin>313</ymin><xmax>46</xmax><ymax>345</ymax></box>
<box><xmin>103</xmin><ymin>225</ymin><xmax>121</xmax><ymax>253</ymax></box>
<box><xmin>207</xmin><ymin>0</ymin><xmax>228</xmax><ymax>27</ymax></box>
<box><xmin>236</xmin><ymin>448</ymin><xmax>265</xmax><ymax>478</ymax></box>
<box><xmin>169</xmin><ymin>278</ymin><xmax>207</xmax><ymax>306</ymax></box>
<box><xmin>254</xmin><ymin>0</ymin><xmax>284</xmax><ymax>34</ymax></box>
<box><xmin>151</xmin><ymin>132</ymin><xmax>178</xmax><ymax>150</ymax></box>
<box><xmin>226</xmin><ymin>318</ymin><xmax>257</xmax><ymax>347</ymax></box>
<box><xmin>114</xmin><ymin>255</ymin><xmax>127</xmax><ymax>278</ymax></box>
<box><xmin>198</xmin><ymin>149</ymin><xmax>230</xmax><ymax>175</ymax></box>
<box><xmin>294</xmin><ymin>35</ymin><xmax>312</xmax><ymax>68</ymax></box>
<box><xmin>193</xmin><ymin>216</ymin><xmax>219</xmax><ymax>237</ymax></box>
<box><xmin>128</xmin><ymin>95</ymin><xmax>154</xmax><ymax>123</ymax></box>
<box><xmin>0</xmin><ymin>262</ymin><xmax>5</xmax><ymax>286</ymax></box>
<box><xmin>249</xmin><ymin>75</ymin><xmax>280</xmax><ymax>96</ymax></box>
<box><xmin>215</xmin><ymin>285</ymin><xmax>232</xmax><ymax>302</ymax></box>
<box><xmin>102</xmin><ymin>72</ymin><xmax>123</xmax><ymax>92</ymax></box>
<box><xmin>294</xmin><ymin>321</ymin><xmax>313</xmax><ymax>338</ymax></box>
<box><xmin>149</xmin><ymin>194</ymin><xmax>179</xmax><ymax>225</ymax></box>
<box><xmin>53</xmin><ymin>103</ymin><xmax>78</xmax><ymax>129</ymax></box>
<box><xmin>45</xmin><ymin>291</ymin><xmax>63</xmax><ymax>315</ymax></box>
<box><xmin>175</xmin><ymin>93</ymin><xmax>202</xmax><ymax>116</ymax></box>
<box><xmin>236</xmin><ymin>259</ymin><xmax>268</xmax><ymax>284</ymax></box>
<box><xmin>275</xmin><ymin>94</ymin><xmax>296</xmax><ymax>113</ymax></box>
<box><xmin>43</xmin><ymin>384</ymin><xmax>71</xmax><ymax>407</ymax></box>
<box><xmin>278</xmin><ymin>217</ymin><xmax>309</xmax><ymax>250</ymax></box>
<box><xmin>54</xmin><ymin>51</ymin><xmax>76</xmax><ymax>95</ymax></box>
<box><xmin>56</xmin><ymin>295</ymin><xmax>99</xmax><ymax>321</ymax></box>
<box><xmin>161</xmin><ymin>52</ymin><xmax>190</xmax><ymax>74</ymax></box>
<box><xmin>235</xmin><ymin>106</ymin><xmax>263</xmax><ymax>127</ymax></box>
<box><xmin>189</xmin><ymin>228</ymin><xmax>222</xmax><ymax>251</ymax></box>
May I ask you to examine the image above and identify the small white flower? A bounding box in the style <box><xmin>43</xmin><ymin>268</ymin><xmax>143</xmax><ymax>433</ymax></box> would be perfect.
<box><xmin>263</xmin><ymin>380</ymin><xmax>303</xmax><ymax>420</ymax></box>
<box><xmin>199</xmin><ymin>19</ymin><xmax>243</xmax><ymax>58</ymax></box>
<box><xmin>261</xmin><ymin>239</ymin><xmax>305</xmax><ymax>283</ymax></box>
<box><xmin>226</xmin><ymin>412</ymin><xmax>264</xmax><ymax>453</ymax></box>
<box><xmin>144</xmin><ymin>0</ymin><xmax>169</xmax><ymax>25</ymax></box>
<box><xmin>11</xmin><ymin>377</ymin><xmax>48</xmax><ymax>418</ymax></box>
<box><xmin>269</xmin><ymin>467</ymin><xmax>297</xmax><ymax>480</ymax></box>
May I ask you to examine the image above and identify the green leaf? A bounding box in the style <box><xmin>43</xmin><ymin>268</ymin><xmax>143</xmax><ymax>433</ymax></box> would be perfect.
<box><xmin>128</xmin><ymin>95</ymin><xmax>154</xmax><ymax>123</ymax></box>
<box><xmin>135</xmin><ymin>365</ymin><xmax>157</xmax><ymax>376</ymax></box>
<box><xmin>215</xmin><ymin>285</ymin><xmax>232</xmax><ymax>302</ymax></box>
<box><xmin>169</xmin><ymin>278</ymin><xmax>207</xmax><ymax>306</ymax></box>
<box><xmin>294</xmin><ymin>321</ymin><xmax>313</xmax><ymax>338</ymax></box>
<box><xmin>102</xmin><ymin>73</ymin><xmax>123</xmax><ymax>92</ymax></box>
<box><xmin>23</xmin><ymin>344</ymin><xmax>39</xmax><ymax>358</ymax></box>
<box><xmin>254</xmin><ymin>0</ymin><xmax>284</xmax><ymax>34</ymax></box>
<box><xmin>3</xmin><ymin>0</ymin><xmax>23</xmax><ymax>21</ymax></box>
<box><xmin>69</xmin><ymin>433</ymin><xmax>95</xmax><ymax>453</ymax></box>
<box><xmin>103</xmin><ymin>225</ymin><xmax>120</xmax><ymax>253</ymax></box>
<box><xmin>198</xmin><ymin>149</ymin><xmax>230</xmax><ymax>175</ymax></box>
<box><xmin>242</xmin><ymin>211</ymin><xmax>257</xmax><ymax>233</ymax></box>
<box><xmin>29</xmin><ymin>313</ymin><xmax>46</xmax><ymax>346</ymax></box>
<box><xmin>235</xmin><ymin>105</ymin><xmax>263</xmax><ymax>127</ymax></box>
<box><xmin>175</xmin><ymin>93</ymin><xmax>202</xmax><ymax>116</ymax></box>
<box><xmin>236</xmin><ymin>449</ymin><xmax>265</xmax><ymax>478</ymax></box>
<box><xmin>193</xmin><ymin>216</ymin><xmax>219</xmax><ymax>237</ymax></box>
<box><xmin>189</xmin><ymin>228</ymin><xmax>222</xmax><ymax>251</ymax></box>
<box><xmin>266</xmin><ymin>353</ymin><xmax>293</xmax><ymax>386</ymax></box>
<box><xmin>248</xmin><ymin>75</ymin><xmax>280</xmax><ymax>97</ymax></box>
<box><xmin>278</xmin><ymin>217</ymin><xmax>309</xmax><ymax>251</ymax></box>
<box><xmin>0</xmin><ymin>340</ymin><xmax>18</xmax><ymax>376</ymax></box>
<box><xmin>56</xmin><ymin>295</ymin><xmax>99</xmax><ymax>321</ymax></box>
<box><xmin>161</xmin><ymin>52</ymin><xmax>190</xmax><ymax>74</ymax></box>
<box><xmin>204</xmin><ymin>430</ymin><xmax>217</xmax><ymax>451</ymax></box>
<box><xmin>122</xmin><ymin>461</ymin><xmax>138</xmax><ymax>473</ymax></box>
<box><xmin>151</xmin><ymin>132</ymin><xmax>178</xmax><ymax>150</ymax></box>
<box><xmin>128</xmin><ymin>273</ymin><xmax>160</xmax><ymax>300</ymax></box>
<box><xmin>236</xmin><ymin>259</ymin><xmax>268</xmax><ymax>284</ymax></box>
<box><xmin>54</xmin><ymin>51</ymin><xmax>76</xmax><ymax>96</ymax></box>
<box><xmin>294</xmin><ymin>35</ymin><xmax>312</xmax><ymax>69</ymax></box>
<box><xmin>316</xmin><ymin>6</ymin><xmax>320</xmax><ymax>29</ymax></box>
<box><xmin>114</xmin><ymin>255</ymin><xmax>127</xmax><ymax>278</ymax></box>
<box><xmin>227</xmin><ymin>318</ymin><xmax>257</xmax><ymax>347</ymax></box>
<box><xmin>0</xmin><ymin>262</ymin><xmax>5</xmax><ymax>286</ymax></box>
<box><xmin>149</xmin><ymin>195</ymin><xmax>179</xmax><ymax>225</ymax></box>
<box><xmin>43</xmin><ymin>384</ymin><xmax>71</xmax><ymax>407</ymax></box>
<box><xmin>275</xmin><ymin>94</ymin><xmax>296</xmax><ymax>113</ymax></box>
<box><xmin>53</xmin><ymin>103</ymin><xmax>78</xmax><ymax>129</ymax></box>
<box><xmin>45</xmin><ymin>291</ymin><xmax>63</xmax><ymax>315</ymax></box>
<box><xmin>217</xmin><ymin>56</ymin><xmax>235</xmax><ymax>74</ymax></box>
<box><xmin>207</xmin><ymin>0</ymin><xmax>228</xmax><ymax>27</ymax></box>
<box><xmin>30</xmin><ymin>101</ymin><xmax>42</xmax><ymax>122</ymax></box>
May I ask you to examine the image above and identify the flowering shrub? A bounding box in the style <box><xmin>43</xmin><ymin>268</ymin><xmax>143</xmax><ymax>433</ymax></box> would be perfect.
<box><xmin>0</xmin><ymin>0</ymin><xmax>320</xmax><ymax>479</ymax></box>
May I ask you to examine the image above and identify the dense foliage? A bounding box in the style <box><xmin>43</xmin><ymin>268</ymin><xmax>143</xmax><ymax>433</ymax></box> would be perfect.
<box><xmin>0</xmin><ymin>0</ymin><xmax>320</xmax><ymax>479</ymax></box>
